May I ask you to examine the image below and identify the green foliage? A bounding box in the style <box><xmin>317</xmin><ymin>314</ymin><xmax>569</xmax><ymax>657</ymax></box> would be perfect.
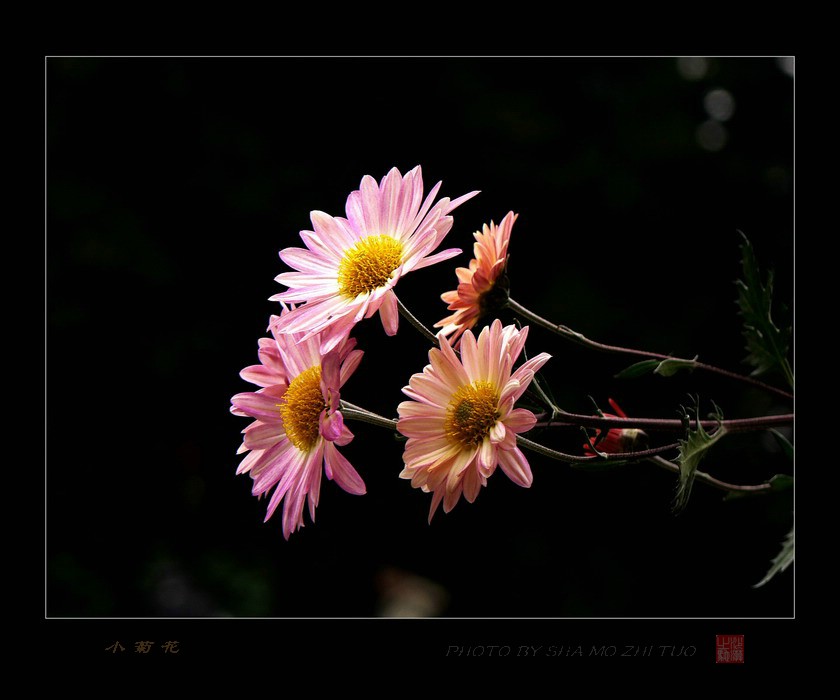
<box><xmin>673</xmin><ymin>401</ymin><xmax>727</xmax><ymax>513</ymax></box>
<box><xmin>615</xmin><ymin>356</ymin><xmax>697</xmax><ymax>379</ymax></box>
<box><xmin>615</xmin><ymin>359</ymin><xmax>659</xmax><ymax>379</ymax></box>
<box><xmin>769</xmin><ymin>474</ymin><xmax>794</xmax><ymax>491</ymax></box>
<box><xmin>654</xmin><ymin>356</ymin><xmax>699</xmax><ymax>377</ymax></box>
<box><xmin>754</xmin><ymin>526</ymin><xmax>794</xmax><ymax>588</ymax></box>
<box><xmin>735</xmin><ymin>232</ymin><xmax>793</xmax><ymax>386</ymax></box>
<box><xmin>770</xmin><ymin>429</ymin><xmax>794</xmax><ymax>461</ymax></box>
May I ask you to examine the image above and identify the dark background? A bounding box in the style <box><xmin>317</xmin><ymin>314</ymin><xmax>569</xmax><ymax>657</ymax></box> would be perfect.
<box><xmin>46</xmin><ymin>57</ymin><xmax>793</xmax><ymax>630</ymax></box>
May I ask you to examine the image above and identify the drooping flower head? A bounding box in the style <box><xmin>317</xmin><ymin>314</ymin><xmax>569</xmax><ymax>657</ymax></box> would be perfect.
<box><xmin>231</xmin><ymin>308</ymin><xmax>365</xmax><ymax>539</ymax></box>
<box><xmin>397</xmin><ymin>319</ymin><xmax>551</xmax><ymax>520</ymax></box>
<box><xmin>582</xmin><ymin>398</ymin><xmax>646</xmax><ymax>456</ymax></box>
<box><xmin>435</xmin><ymin>211</ymin><xmax>517</xmax><ymax>347</ymax></box>
<box><xmin>271</xmin><ymin>166</ymin><xmax>479</xmax><ymax>351</ymax></box>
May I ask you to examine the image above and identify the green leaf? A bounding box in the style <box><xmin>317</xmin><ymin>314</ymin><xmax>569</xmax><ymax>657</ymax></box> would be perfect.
<box><xmin>769</xmin><ymin>474</ymin><xmax>794</xmax><ymax>492</ymax></box>
<box><xmin>673</xmin><ymin>401</ymin><xmax>727</xmax><ymax>512</ymax></box>
<box><xmin>735</xmin><ymin>231</ymin><xmax>793</xmax><ymax>386</ymax></box>
<box><xmin>753</xmin><ymin>526</ymin><xmax>794</xmax><ymax>588</ymax></box>
<box><xmin>615</xmin><ymin>359</ymin><xmax>659</xmax><ymax>379</ymax></box>
<box><xmin>654</xmin><ymin>356</ymin><xmax>699</xmax><ymax>377</ymax></box>
<box><xmin>615</xmin><ymin>357</ymin><xmax>697</xmax><ymax>379</ymax></box>
<box><xmin>770</xmin><ymin>429</ymin><xmax>794</xmax><ymax>461</ymax></box>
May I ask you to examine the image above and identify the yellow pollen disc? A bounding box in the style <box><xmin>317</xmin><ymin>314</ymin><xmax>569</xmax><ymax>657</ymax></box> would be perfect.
<box><xmin>277</xmin><ymin>366</ymin><xmax>325</xmax><ymax>451</ymax></box>
<box><xmin>337</xmin><ymin>235</ymin><xmax>404</xmax><ymax>298</ymax></box>
<box><xmin>444</xmin><ymin>380</ymin><xmax>501</xmax><ymax>448</ymax></box>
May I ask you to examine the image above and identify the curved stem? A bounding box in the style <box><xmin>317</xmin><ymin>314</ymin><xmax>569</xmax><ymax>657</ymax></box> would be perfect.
<box><xmin>339</xmin><ymin>402</ymin><xmax>771</xmax><ymax>494</ymax></box>
<box><xmin>534</xmin><ymin>411</ymin><xmax>793</xmax><ymax>433</ymax></box>
<box><xmin>340</xmin><ymin>405</ymin><xmax>399</xmax><ymax>431</ymax></box>
<box><xmin>516</xmin><ymin>434</ymin><xmax>680</xmax><ymax>465</ymax></box>
<box><xmin>506</xmin><ymin>297</ymin><xmax>793</xmax><ymax>401</ymax></box>
<box><xmin>648</xmin><ymin>456</ymin><xmax>772</xmax><ymax>494</ymax></box>
<box><xmin>396</xmin><ymin>297</ymin><xmax>440</xmax><ymax>346</ymax></box>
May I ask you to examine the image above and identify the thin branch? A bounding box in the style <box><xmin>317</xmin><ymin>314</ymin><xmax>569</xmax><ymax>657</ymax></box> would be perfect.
<box><xmin>396</xmin><ymin>297</ymin><xmax>440</xmax><ymax>346</ymax></box>
<box><xmin>506</xmin><ymin>297</ymin><xmax>793</xmax><ymax>401</ymax></box>
<box><xmin>515</xmin><ymin>434</ymin><xmax>680</xmax><ymax>465</ymax></box>
<box><xmin>340</xmin><ymin>406</ymin><xmax>399</xmax><ymax>431</ymax></box>
<box><xmin>533</xmin><ymin>411</ymin><xmax>794</xmax><ymax>433</ymax></box>
<box><xmin>648</xmin><ymin>455</ymin><xmax>773</xmax><ymax>495</ymax></box>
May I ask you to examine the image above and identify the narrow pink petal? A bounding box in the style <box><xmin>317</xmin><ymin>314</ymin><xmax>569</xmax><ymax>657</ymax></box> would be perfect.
<box><xmin>511</xmin><ymin>352</ymin><xmax>552</xmax><ymax>382</ymax></box>
<box><xmin>397</xmin><ymin>400</ymin><xmax>440</xmax><ymax>419</ymax></box>
<box><xmin>235</xmin><ymin>447</ymin><xmax>265</xmax><ymax>475</ymax></box>
<box><xmin>403</xmin><ymin>375</ymin><xmax>452</xmax><ymax>407</ymax></box>
<box><xmin>462</xmin><ymin>464</ymin><xmax>482</xmax><ymax>503</ymax></box>
<box><xmin>445</xmin><ymin>449</ymin><xmax>475</xmax><ymax>493</ymax></box>
<box><xmin>444</xmin><ymin>189</ymin><xmax>480</xmax><ymax>214</ymax></box>
<box><xmin>497</xmin><ymin>446</ymin><xmax>534</xmax><ymax>488</ymax></box>
<box><xmin>477</xmin><ymin>439</ymin><xmax>497</xmax><ymax>473</ymax></box>
<box><xmin>408</xmin><ymin>179</ymin><xmax>443</xmax><ymax>235</ymax></box>
<box><xmin>504</xmin><ymin>408</ymin><xmax>537</xmax><ymax>434</ymax></box>
<box><xmin>442</xmin><ymin>483</ymin><xmax>464</xmax><ymax>513</ymax></box>
<box><xmin>252</xmin><ymin>440</ymin><xmax>298</xmax><ymax>495</ymax></box>
<box><xmin>231</xmin><ymin>389</ymin><xmax>285</xmax><ymax>423</ymax></box>
<box><xmin>408</xmin><ymin>247</ymin><xmax>463</xmax><ymax>272</ymax></box>
<box><xmin>320</xmin><ymin>408</ymin><xmax>344</xmax><ymax>442</ymax></box>
<box><xmin>310</xmin><ymin>210</ymin><xmax>357</xmax><ymax>256</ymax></box>
<box><xmin>459</xmin><ymin>329</ymin><xmax>481</xmax><ymax>381</ymax></box>
<box><xmin>244</xmin><ymin>422</ymin><xmax>283</xmax><ymax>451</ymax></box>
<box><xmin>334</xmin><ymin>423</ymin><xmax>354</xmax><ymax>447</ymax></box>
<box><xmin>240</xmin><ymin>365</ymin><xmax>285</xmax><ymax>389</ymax></box>
<box><xmin>278</xmin><ymin>296</ymin><xmax>354</xmax><ymax>336</ymax></box>
<box><xmin>378</xmin><ymin>289</ymin><xmax>399</xmax><ymax>336</ymax></box>
<box><xmin>339</xmin><ymin>349</ymin><xmax>364</xmax><ymax>387</ymax></box>
<box><xmin>489</xmin><ymin>421</ymin><xmax>506</xmax><ymax>444</ymax></box>
<box><xmin>324</xmin><ymin>442</ymin><xmax>366</xmax><ymax>495</ymax></box>
<box><xmin>428</xmin><ymin>487</ymin><xmax>445</xmax><ymax>523</ymax></box>
<box><xmin>279</xmin><ymin>246</ymin><xmax>337</xmax><ymax>274</ymax></box>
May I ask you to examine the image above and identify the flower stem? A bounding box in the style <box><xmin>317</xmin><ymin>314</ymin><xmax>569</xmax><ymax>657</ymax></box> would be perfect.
<box><xmin>340</xmin><ymin>403</ymin><xmax>399</xmax><ymax>431</ymax></box>
<box><xmin>515</xmin><ymin>434</ymin><xmax>680</xmax><ymax>465</ymax></box>
<box><xmin>647</xmin><ymin>455</ymin><xmax>773</xmax><ymax>494</ymax></box>
<box><xmin>506</xmin><ymin>297</ymin><xmax>793</xmax><ymax>401</ymax></box>
<box><xmin>396</xmin><ymin>297</ymin><xmax>440</xmax><ymax>346</ymax></box>
<box><xmin>533</xmin><ymin>411</ymin><xmax>793</xmax><ymax>433</ymax></box>
<box><xmin>339</xmin><ymin>401</ymin><xmax>771</xmax><ymax>494</ymax></box>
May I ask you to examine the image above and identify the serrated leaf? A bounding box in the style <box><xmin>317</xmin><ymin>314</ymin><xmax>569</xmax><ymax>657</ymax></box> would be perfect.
<box><xmin>753</xmin><ymin>526</ymin><xmax>794</xmax><ymax>588</ymax></box>
<box><xmin>615</xmin><ymin>359</ymin><xmax>659</xmax><ymax>379</ymax></box>
<box><xmin>735</xmin><ymin>231</ymin><xmax>793</xmax><ymax>386</ymax></box>
<box><xmin>673</xmin><ymin>402</ymin><xmax>727</xmax><ymax>512</ymax></box>
<box><xmin>770</xmin><ymin>429</ymin><xmax>794</xmax><ymax>461</ymax></box>
<box><xmin>654</xmin><ymin>356</ymin><xmax>698</xmax><ymax>377</ymax></box>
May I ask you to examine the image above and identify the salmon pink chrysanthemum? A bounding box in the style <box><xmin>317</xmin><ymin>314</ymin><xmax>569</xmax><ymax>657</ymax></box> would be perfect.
<box><xmin>231</xmin><ymin>309</ymin><xmax>366</xmax><ymax>539</ymax></box>
<box><xmin>271</xmin><ymin>166</ymin><xmax>479</xmax><ymax>351</ymax></box>
<box><xmin>435</xmin><ymin>211</ymin><xmax>517</xmax><ymax>346</ymax></box>
<box><xmin>397</xmin><ymin>319</ymin><xmax>551</xmax><ymax>520</ymax></box>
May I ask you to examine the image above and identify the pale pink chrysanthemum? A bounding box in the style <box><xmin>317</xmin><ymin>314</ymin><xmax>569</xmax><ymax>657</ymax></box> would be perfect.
<box><xmin>435</xmin><ymin>211</ymin><xmax>517</xmax><ymax>346</ymax></box>
<box><xmin>231</xmin><ymin>309</ymin><xmax>365</xmax><ymax>539</ymax></box>
<box><xmin>270</xmin><ymin>166</ymin><xmax>479</xmax><ymax>351</ymax></box>
<box><xmin>397</xmin><ymin>319</ymin><xmax>551</xmax><ymax>520</ymax></box>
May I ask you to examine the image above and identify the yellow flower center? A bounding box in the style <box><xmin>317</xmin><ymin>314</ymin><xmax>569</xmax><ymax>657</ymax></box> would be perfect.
<box><xmin>337</xmin><ymin>235</ymin><xmax>404</xmax><ymax>298</ymax></box>
<box><xmin>444</xmin><ymin>380</ymin><xmax>501</xmax><ymax>447</ymax></box>
<box><xmin>277</xmin><ymin>366</ymin><xmax>325</xmax><ymax>451</ymax></box>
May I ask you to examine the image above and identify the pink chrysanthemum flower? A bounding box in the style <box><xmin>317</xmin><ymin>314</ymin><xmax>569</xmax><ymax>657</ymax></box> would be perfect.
<box><xmin>271</xmin><ymin>166</ymin><xmax>479</xmax><ymax>351</ymax></box>
<box><xmin>582</xmin><ymin>398</ymin><xmax>646</xmax><ymax>456</ymax></box>
<box><xmin>231</xmin><ymin>310</ymin><xmax>366</xmax><ymax>539</ymax></box>
<box><xmin>435</xmin><ymin>211</ymin><xmax>517</xmax><ymax>346</ymax></box>
<box><xmin>397</xmin><ymin>319</ymin><xmax>551</xmax><ymax>520</ymax></box>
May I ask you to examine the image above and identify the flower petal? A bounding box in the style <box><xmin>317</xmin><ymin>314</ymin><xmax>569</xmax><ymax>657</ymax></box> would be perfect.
<box><xmin>324</xmin><ymin>442</ymin><xmax>366</xmax><ymax>495</ymax></box>
<box><xmin>497</xmin><ymin>446</ymin><xmax>533</xmax><ymax>488</ymax></box>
